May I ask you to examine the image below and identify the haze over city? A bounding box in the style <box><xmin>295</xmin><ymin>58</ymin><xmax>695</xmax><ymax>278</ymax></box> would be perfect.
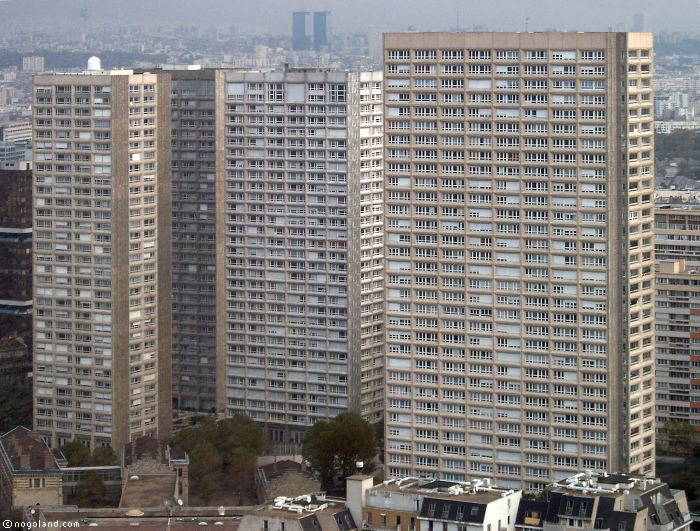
<box><xmin>1</xmin><ymin>0</ymin><xmax>700</xmax><ymax>34</ymax></box>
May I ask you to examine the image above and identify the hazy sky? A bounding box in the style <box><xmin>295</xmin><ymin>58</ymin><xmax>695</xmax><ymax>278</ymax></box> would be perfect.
<box><xmin>1</xmin><ymin>0</ymin><xmax>698</xmax><ymax>36</ymax></box>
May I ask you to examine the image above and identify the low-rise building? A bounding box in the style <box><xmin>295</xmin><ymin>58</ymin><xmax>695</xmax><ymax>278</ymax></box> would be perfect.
<box><xmin>517</xmin><ymin>472</ymin><xmax>691</xmax><ymax>531</ymax></box>
<box><xmin>0</xmin><ymin>426</ymin><xmax>63</xmax><ymax>515</ymax></box>
<box><xmin>346</xmin><ymin>475</ymin><xmax>521</xmax><ymax>531</ymax></box>
<box><xmin>24</xmin><ymin>505</ymin><xmax>247</xmax><ymax>529</ymax></box>
<box><xmin>240</xmin><ymin>494</ymin><xmax>357</xmax><ymax>531</ymax></box>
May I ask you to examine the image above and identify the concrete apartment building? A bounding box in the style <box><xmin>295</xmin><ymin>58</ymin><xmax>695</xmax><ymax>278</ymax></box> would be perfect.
<box><xmin>655</xmin><ymin>258</ymin><xmax>700</xmax><ymax>430</ymax></box>
<box><xmin>167</xmin><ymin>66</ymin><xmax>223</xmax><ymax>413</ymax></box>
<box><xmin>0</xmin><ymin>121</ymin><xmax>33</xmax><ymax>144</ymax></box>
<box><xmin>31</xmin><ymin>64</ymin><xmax>172</xmax><ymax>450</ymax></box>
<box><xmin>220</xmin><ymin>68</ymin><xmax>384</xmax><ymax>442</ymax></box>
<box><xmin>383</xmin><ymin>32</ymin><xmax>656</xmax><ymax>489</ymax></box>
<box><xmin>654</xmin><ymin>205</ymin><xmax>700</xmax><ymax>432</ymax></box>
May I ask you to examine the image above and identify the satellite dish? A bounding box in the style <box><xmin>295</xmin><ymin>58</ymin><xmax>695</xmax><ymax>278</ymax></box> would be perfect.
<box><xmin>130</xmin><ymin>475</ymin><xmax>139</xmax><ymax>480</ymax></box>
<box><xmin>177</xmin><ymin>499</ymin><xmax>184</xmax><ymax>507</ymax></box>
<box><xmin>218</xmin><ymin>506</ymin><xmax>225</xmax><ymax>516</ymax></box>
<box><xmin>125</xmin><ymin>509</ymin><xmax>145</xmax><ymax>517</ymax></box>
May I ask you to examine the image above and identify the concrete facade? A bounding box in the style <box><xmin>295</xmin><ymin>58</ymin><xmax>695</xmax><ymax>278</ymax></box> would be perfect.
<box><xmin>32</xmin><ymin>69</ymin><xmax>172</xmax><ymax>450</ymax></box>
<box><xmin>382</xmin><ymin>32</ymin><xmax>655</xmax><ymax>489</ymax></box>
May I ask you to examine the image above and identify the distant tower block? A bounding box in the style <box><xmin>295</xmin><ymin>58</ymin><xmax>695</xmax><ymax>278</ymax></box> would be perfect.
<box><xmin>292</xmin><ymin>11</ymin><xmax>311</xmax><ymax>51</ymax></box>
<box><xmin>313</xmin><ymin>11</ymin><xmax>331</xmax><ymax>51</ymax></box>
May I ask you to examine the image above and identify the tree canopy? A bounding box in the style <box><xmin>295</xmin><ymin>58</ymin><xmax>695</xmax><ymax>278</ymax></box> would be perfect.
<box><xmin>61</xmin><ymin>441</ymin><xmax>117</xmax><ymax>467</ymax></box>
<box><xmin>302</xmin><ymin>412</ymin><xmax>376</xmax><ymax>489</ymax></box>
<box><xmin>75</xmin><ymin>473</ymin><xmax>107</xmax><ymax>508</ymax></box>
<box><xmin>171</xmin><ymin>414</ymin><xmax>263</xmax><ymax>504</ymax></box>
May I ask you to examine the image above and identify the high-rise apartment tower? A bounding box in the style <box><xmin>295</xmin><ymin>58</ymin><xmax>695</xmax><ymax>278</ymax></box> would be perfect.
<box><xmin>32</xmin><ymin>68</ymin><xmax>172</xmax><ymax>450</ymax></box>
<box><xmin>219</xmin><ymin>68</ymin><xmax>384</xmax><ymax>442</ymax></box>
<box><xmin>383</xmin><ymin>32</ymin><xmax>655</xmax><ymax>489</ymax></box>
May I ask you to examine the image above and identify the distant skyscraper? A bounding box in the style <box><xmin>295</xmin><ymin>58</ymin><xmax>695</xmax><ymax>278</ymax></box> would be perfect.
<box><xmin>313</xmin><ymin>11</ymin><xmax>331</xmax><ymax>51</ymax></box>
<box><xmin>632</xmin><ymin>12</ymin><xmax>647</xmax><ymax>32</ymax></box>
<box><xmin>32</xmin><ymin>67</ymin><xmax>173</xmax><ymax>450</ymax></box>
<box><xmin>292</xmin><ymin>12</ymin><xmax>311</xmax><ymax>51</ymax></box>
<box><xmin>383</xmin><ymin>31</ymin><xmax>655</xmax><ymax>489</ymax></box>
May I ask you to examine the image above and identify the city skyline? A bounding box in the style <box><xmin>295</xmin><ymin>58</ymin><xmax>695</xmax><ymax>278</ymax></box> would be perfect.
<box><xmin>1</xmin><ymin>0</ymin><xmax>700</xmax><ymax>36</ymax></box>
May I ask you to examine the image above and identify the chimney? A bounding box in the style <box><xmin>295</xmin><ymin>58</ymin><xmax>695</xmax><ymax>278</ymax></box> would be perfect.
<box><xmin>346</xmin><ymin>475</ymin><xmax>374</xmax><ymax>528</ymax></box>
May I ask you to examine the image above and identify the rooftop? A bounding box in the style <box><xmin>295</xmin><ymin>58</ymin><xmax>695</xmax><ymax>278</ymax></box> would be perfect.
<box><xmin>0</xmin><ymin>426</ymin><xmax>61</xmax><ymax>474</ymax></box>
<box><xmin>368</xmin><ymin>477</ymin><xmax>515</xmax><ymax>504</ymax></box>
<box><xmin>119</xmin><ymin>474</ymin><xmax>177</xmax><ymax>508</ymax></box>
<box><xmin>30</xmin><ymin>506</ymin><xmax>245</xmax><ymax>530</ymax></box>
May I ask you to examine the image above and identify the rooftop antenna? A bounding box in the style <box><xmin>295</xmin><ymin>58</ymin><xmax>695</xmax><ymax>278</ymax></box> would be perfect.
<box><xmin>456</xmin><ymin>7</ymin><xmax>460</xmax><ymax>31</ymax></box>
<box><xmin>525</xmin><ymin>17</ymin><xmax>530</xmax><ymax>32</ymax></box>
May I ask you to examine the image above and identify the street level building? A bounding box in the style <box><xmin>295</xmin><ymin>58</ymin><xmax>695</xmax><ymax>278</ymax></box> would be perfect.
<box><xmin>383</xmin><ymin>32</ymin><xmax>656</xmax><ymax>489</ymax></box>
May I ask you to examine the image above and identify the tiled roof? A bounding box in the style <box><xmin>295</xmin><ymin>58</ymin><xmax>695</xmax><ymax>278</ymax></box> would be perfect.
<box><xmin>0</xmin><ymin>426</ymin><xmax>61</xmax><ymax>473</ymax></box>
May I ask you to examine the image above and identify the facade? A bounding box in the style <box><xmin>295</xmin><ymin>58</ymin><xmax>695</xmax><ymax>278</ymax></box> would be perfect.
<box><xmin>383</xmin><ymin>32</ymin><xmax>655</xmax><ymax>489</ymax></box>
<box><xmin>22</xmin><ymin>55</ymin><xmax>45</xmax><ymax>73</ymax></box>
<box><xmin>313</xmin><ymin>12</ymin><xmax>331</xmax><ymax>51</ymax></box>
<box><xmin>654</xmin><ymin>205</ymin><xmax>700</xmax><ymax>264</ymax></box>
<box><xmin>0</xmin><ymin>141</ymin><xmax>23</xmax><ymax>162</ymax></box>
<box><xmin>219</xmin><ymin>68</ymin><xmax>383</xmax><ymax>441</ymax></box>
<box><xmin>292</xmin><ymin>12</ymin><xmax>311</xmax><ymax>51</ymax></box>
<box><xmin>0</xmin><ymin>121</ymin><xmax>33</xmax><ymax>144</ymax></box>
<box><xmin>654</xmin><ymin>259</ymin><xmax>700</xmax><ymax>430</ymax></box>
<box><xmin>515</xmin><ymin>472</ymin><xmax>691</xmax><ymax>531</ymax></box>
<box><xmin>167</xmin><ymin>66</ymin><xmax>223</xmax><ymax>413</ymax></box>
<box><xmin>0</xmin><ymin>162</ymin><xmax>33</xmax><ymax>343</ymax></box>
<box><xmin>0</xmin><ymin>426</ymin><xmax>63</xmax><ymax>517</ymax></box>
<box><xmin>346</xmin><ymin>475</ymin><xmax>521</xmax><ymax>531</ymax></box>
<box><xmin>32</xmin><ymin>68</ymin><xmax>173</xmax><ymax>450</ymax></box>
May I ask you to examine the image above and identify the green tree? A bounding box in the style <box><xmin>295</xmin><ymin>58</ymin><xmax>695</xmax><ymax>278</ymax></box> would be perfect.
<box><xmin>216</xmin><ymin>414</ymin><xmax>264</xmax><ymax>465</ymax></box>
<box><xmin>91</xmin><ymin>446</ymin><xmax>117</xmax><ymax>466</ymax></box>
<box><xmin>188</xmin><ymin>440</ymin><xmax>223</xmax><ymax>503</ymax></box>
<box><xmin>61</xmin><ymin>440</ymin><xmax>91</xmax><ymax>467</ymax></box>
<box><xmin>302</xmin><ymin>420</ymin><xmax>337</xmax><ymax>489</ymax></box>
<box><xmin>227</xmin><ymin>447</ymin><xmax>257</xmax><ymax>505</ymax></box>
<box><xmin>302</xmin><ymin>413</ymin><xmax>377</xmax><ymax>489</ymax></box>
<box><xmin>75</xmin><ymin>473</ymin><xmax>107</xmax><ymax>508</ymax></box>
<box><xmin>331</xmin><ymin>413</ymin><xmax>376</xmax><ymax>477</ymax></box>
<box><xmin>170</xmin><ymin>413</ymin><xmax>265</xmax><ymax>504</ymax></box>
<box><xmin>664</xmin><ymin>420</ymin><xmax>696</xmax><ymax>456</ymax></box>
